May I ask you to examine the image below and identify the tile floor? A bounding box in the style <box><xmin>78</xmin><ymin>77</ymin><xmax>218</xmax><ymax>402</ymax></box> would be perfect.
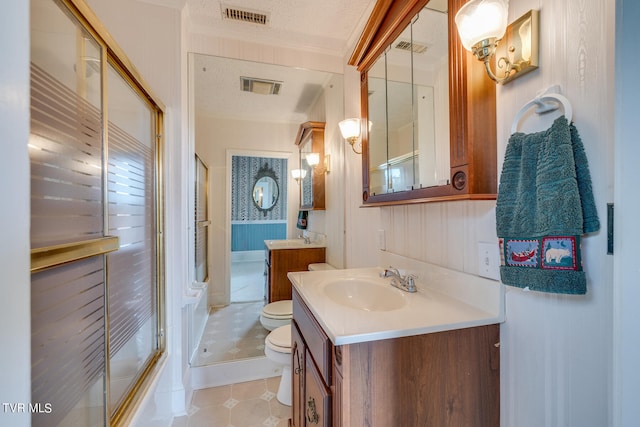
<box><xmin>231</xmin><ymin>260</ymin><xmax>265</xmax><ymax>303</ymax></box>
<box><xmin>192</xmin><ymin>259</ymin><xmax>269</xmax><ymax>366</ymax></box>
<box><xmin>172</xmin><ymin>377</ymin><xmax>291</xmax><ymax>427</ymax></box>
<box><xmin>191</xmin><ymin>301</ymin><xmax>270</xmax><ymax>366</ymax></box>
<box><xmin>181</xmin><ymin>259</ymin><xmax>289</xmax><ymax>425</ymax></box>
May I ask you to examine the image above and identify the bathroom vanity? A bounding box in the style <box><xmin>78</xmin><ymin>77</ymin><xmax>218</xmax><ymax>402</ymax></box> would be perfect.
<box><xmin>288</xmin><ymin>266</ymin><xmax>504</xmax><ymax>427</ymax></box>
<box><xmin>264</xmin><ymin>240</ymin><xmax>326</xmax><ymax>303</ymax></box>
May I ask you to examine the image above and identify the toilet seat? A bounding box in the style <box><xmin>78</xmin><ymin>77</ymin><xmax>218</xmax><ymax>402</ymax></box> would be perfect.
<box><xmin>260</xmin><ymin>300</ymin><xmax>293</xmax><ymax>331</ymax></box>
<box><xmin>262</xmin><ymin>300</ymin><xmax>292</xmax><ymax>319</ymax></box>
<box><xmin>265</xmin><ymin>324</ymin><xmax>292</xmax><ymax>354</ymax></box>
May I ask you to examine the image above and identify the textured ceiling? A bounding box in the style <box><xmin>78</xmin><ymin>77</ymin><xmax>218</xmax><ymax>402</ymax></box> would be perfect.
<box><xmin>193</xmin><ymin>54</ymin><xmax>337</xmax><ymax>123</ymax></box>
<box><xmin>185</xmin><ymin>0</ymin><xmax>375</xmax><ymax>55</ymax></box>
<box><xmin>177</xmin><ymin>0</ymin><xmax>448</xmax><ymax>123</ymax></box>
<box><xmin>184</xmin><ymin>0</ymin><xmax>375</xmax><ymax>123</ymax></box>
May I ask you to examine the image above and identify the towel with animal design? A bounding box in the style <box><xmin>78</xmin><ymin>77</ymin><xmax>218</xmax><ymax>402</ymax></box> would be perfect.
<box><xmin>496</xmin><ymin>116</ymin><xmax>599</xmax><ymax>294</ymax></box>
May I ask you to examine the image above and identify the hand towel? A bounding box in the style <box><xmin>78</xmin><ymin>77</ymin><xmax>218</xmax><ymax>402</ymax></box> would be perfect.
<box><xmin>296</xmin><ymin>210</ymin><xmax>308</xmax><ymax>230</ymax></box>
<box><xmin>496</xmin><ymin>116</ymin><xmax>599</xmax><ymax>294</ymax></box>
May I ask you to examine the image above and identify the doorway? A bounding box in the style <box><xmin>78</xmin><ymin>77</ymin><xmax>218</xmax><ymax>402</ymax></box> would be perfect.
<box><xmin>230</xmin><ymin>155</ymin><xmax>288</xmax><ymax>302</ymax></box>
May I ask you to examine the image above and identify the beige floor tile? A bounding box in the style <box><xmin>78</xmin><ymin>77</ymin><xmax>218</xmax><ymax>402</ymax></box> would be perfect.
<box><xmin>178</xmin><ymin>379</ymin><xmax>291</xmax><ymax>427</ymax></box>
<box><xmin>192</xmin><ymin>384</ymin><xmax>232</xmax><ymax>408</ymax></box>
<box><xmin>229</xmin><ymin>398</ymin><xmax>271</xmax><ymax>426</ymax></box>
<box><xmin>232</xmin><ymin>379</ymin><xmax>267</xmax><ymax>401</ymax></box>
<box><xmin>187</xmin><ymin>404</ymin><xmax>230</xmax><ymax>427</ymax></box>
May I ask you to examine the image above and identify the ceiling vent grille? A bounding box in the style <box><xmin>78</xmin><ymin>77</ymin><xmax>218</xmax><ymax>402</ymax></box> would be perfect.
<box><xmin>394</xmin><ymin>40</ymin><xmax>428</xmax><ymax>54</ymax></box>
<box><xmin>240</xmin><ymin>76</ymin><xmax>282</xmax><ymax>95</ymax></box>
<box><xmin>221</xmin><ymin>4</ymin><xmax>270</xmax><ymax>25</ymax></box>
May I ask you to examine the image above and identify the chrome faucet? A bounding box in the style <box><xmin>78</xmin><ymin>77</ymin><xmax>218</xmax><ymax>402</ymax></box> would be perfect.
<box><xmin>299</xmin><ymin>234</ymin><xmax>311</xmax><ymax>244</ymax></box>
<box><xmin>380</xmin><ymin>266</ymin><xmax>417</xmax><ymax>293</ymax></box>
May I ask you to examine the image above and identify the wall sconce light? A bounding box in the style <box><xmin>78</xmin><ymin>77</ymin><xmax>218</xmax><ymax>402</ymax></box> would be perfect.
<box><xmin>305</xmin><ymin>153</ymin><xmax>330</xmax><ymax>174</ymax></box>
<box><xmin>338</xmin><ymin>118</ymin><xmax>362</xmax><ymax>154</ymax></box>
<box><xmin>291</xmin><ymin>169</ymin><xmax>307</xmax><ymax>184</ymax></box>
<box><xmin>455</xmin><ymin>0</ymin><xmax>539</xmax><ymax>84</ymax></box>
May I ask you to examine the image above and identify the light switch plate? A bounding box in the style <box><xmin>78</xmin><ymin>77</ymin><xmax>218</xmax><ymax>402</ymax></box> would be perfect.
<box><xmin>477</xmin><ymin>241</ymin><xmax>500</xmax><ymax>281</ymax></box>
<box><xmin>378</xmin><ymin>229</ymin><xmax>386</xmax><ymax>251</ymax></box>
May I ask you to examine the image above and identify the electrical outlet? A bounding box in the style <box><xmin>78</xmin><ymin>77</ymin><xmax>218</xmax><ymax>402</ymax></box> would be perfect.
<box><xmin>477</xmin><ymin>242</ymin><xmax>500</xmax><ymax>281</ymax></box>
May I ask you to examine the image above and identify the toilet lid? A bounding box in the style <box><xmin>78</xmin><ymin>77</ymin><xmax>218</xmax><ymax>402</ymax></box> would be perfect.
<box><xmin>266</xmin><ymin>324</ymin><xmax>291</xmax><ymax>353</ymax></box>
<box><xmin>263</xmin><ymin>300</ymin><xmax>292</xmax><ymax>318</ymax></box>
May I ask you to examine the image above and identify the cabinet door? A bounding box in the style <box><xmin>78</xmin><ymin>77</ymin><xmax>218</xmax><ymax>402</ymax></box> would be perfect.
<box><xmin>291</xmin><ymin>322</ymin><xmax>305</xmax><ymax>427</ymax></box>
<box><xmin>269</xmin><ymin>248</ymin><xmax>325</xmax><ymax>303</ymax></box>
<box><xmin>304</xmin><ymin>353</ymin><xmax>331</xmax><ymax>426</ymax></box>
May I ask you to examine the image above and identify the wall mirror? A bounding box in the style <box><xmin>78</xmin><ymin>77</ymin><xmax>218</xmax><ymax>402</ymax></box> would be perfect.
<box><xmin>252</xmin><ymin>163</ymin><xmax>280</xmax><ymax>215</ymax></box>
<box><xmin>189</xmin><ymin>53</ymin><xmax>341</xmax><ymax>368</ymax></box>
<box><xmin>295</xmin><ymin>121</ymin><xmax>326</xmax><ymax>210</ymax></box>
<box><xmin>350</xmin><ymin>0</ymin><xmax>498</xmax><ymax>205</ymax></box>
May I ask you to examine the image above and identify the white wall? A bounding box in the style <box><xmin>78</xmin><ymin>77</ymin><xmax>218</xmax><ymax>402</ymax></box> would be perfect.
<box><xmin>343</xmin><ymin>0</ymin><xmax>616</xmax><ymax>426</ymax></box>
<box><xmin>305</xmin><ymin>73</ymin><xmax>346</xmax><ymax>268</ymax></box>
<box><xmin>0</xmin><ymin>2</ymin><xmax>31</xmax><ymax>427</ymax></box>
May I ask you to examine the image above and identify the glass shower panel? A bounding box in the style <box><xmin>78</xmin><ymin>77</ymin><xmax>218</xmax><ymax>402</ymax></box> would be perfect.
<box><xmin>30</xmin><ymin>0</ymin><xmax>105</xmax><ymax>425</ymax></box>
<box><xmin>106</xmin><ymin>64</ymin><xmax>158</xmax><ymax>412</ymax></box>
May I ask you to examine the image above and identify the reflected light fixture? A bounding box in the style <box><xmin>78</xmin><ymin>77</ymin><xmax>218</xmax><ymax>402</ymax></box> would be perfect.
<box><xmin>455</xmin><ymin>1</ymin><xmax>539</xmax><ymax>84</ymax></box>
<box><xmin>305</xmin><ymin>153</ymin><xmax>330</xmax><ymax>174</ymax></box>
<box><xmin>338</xmin><ymin>118</ymin><xmax>362</xmax><ymax>154</ymax></box>
<box><xmin>291</xmin><ymin>169</ymin><xmax>307</xmax><ymax>184</ymax></box>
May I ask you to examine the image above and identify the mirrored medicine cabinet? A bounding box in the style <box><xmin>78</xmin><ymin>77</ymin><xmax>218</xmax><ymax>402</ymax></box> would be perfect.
<box><xmin>350</xmin><ymin>0</ymin><xmax>498</xmax><ymax>206</ymax></box>
<box><xmin>295</xmin><ymin>121</ymin><xmax>326</xmax><ymax>210</ymax></box>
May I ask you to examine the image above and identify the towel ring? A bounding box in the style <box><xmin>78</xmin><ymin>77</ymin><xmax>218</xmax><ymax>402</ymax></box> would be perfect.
<box><xmin>511</xmin><ymin>93</ymin><xmax>573</xmax><ymax>134</ymax></box>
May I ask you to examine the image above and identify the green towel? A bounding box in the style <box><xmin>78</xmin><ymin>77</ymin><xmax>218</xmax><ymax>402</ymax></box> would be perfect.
<box><xmin>496</xmin><ymin>116</ymin><xmax>599</xmax><ymax>294</ymax></box>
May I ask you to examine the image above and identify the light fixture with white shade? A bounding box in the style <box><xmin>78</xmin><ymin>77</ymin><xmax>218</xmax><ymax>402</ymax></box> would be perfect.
<box><xmin>305</xmin><ymin>152</ymin><xmax>330</xmax><ymax>174</ymax></box>
<box><xmin>455</xmin><ymin>1</ymin><xmax>539</xmax><ymax>84</ymax></box>
<box><xmin>338</xmin><ymin>118</ymin><xmax>362</xmax><ymax>154</ymax></box>
<box><xmin>291</xmin><ymin>168</ymin><xmax>306</xmax><ymax>184</ymax></box>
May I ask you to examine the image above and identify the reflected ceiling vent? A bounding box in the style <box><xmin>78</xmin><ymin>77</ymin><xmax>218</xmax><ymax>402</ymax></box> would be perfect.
<box><xmin>221</xmin><ymin>4</ymin><xmax>270</xmax><ymax>25</ymax></box>
<box><xmin>394</xmin><ymin>40</ymin><xmax>428</xmax><ymax>54</ymax></box>
<box><xmin>240</xmin><ymin>76</ymin><xmax>282</xmax><ymax>95</ymax></box>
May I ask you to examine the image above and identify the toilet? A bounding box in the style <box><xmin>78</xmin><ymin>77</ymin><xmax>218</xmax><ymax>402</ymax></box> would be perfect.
<box><xmin>308</xmin><ymin>262</ymin><xmax>335</xmax><ymax>271</ymax></box>
<box><xmin>259</xmin><ymin>299</ymin><xmax>292</xmax><ymax>331</ymax></box>
<box><xmin>264</xmin><ymin>324</ymin><xmax>292</xmax><ymax>406</ymax></box>
<box><xmin>261</xmin><ymin>262</ymin><xmax>335</xmax><ymax>406</ymax></box>
<box><xmin>259</xmin><ymin>263</ymin><xmax>335</xmax><ymax>331</ymax></box>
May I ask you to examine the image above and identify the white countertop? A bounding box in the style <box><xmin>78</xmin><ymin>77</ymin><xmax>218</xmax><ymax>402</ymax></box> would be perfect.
<box><xmin>264</xmin><ymin>239</ymin><xmax>326</xmax><ymax>250</ymax></box>
<box><xmin>288</xmin><ymin>265</ymin><xmax>504</xmax><ymax>346</ymax></box>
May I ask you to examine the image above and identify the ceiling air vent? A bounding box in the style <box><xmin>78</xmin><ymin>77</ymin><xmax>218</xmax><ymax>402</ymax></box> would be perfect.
<box><xmin>394</xmin><ymin>40</ymin><xmax>428</xmax><ymax>54</ymax></box>
<box><xmin>240</xmin><ymin>76</ymin><xmax>282</xmax><ymax>95</ymax></box>
<box><xmin>221</xmin><ymin>4</ymin><xmax>270</xmax><ymax>26</ymax></box>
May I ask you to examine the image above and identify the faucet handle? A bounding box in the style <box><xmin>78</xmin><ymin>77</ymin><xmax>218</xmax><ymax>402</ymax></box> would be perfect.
<box><xmin>405</xmin><ymin>274</ymin><xmax>417</xmax><ymax>292</ymax></box>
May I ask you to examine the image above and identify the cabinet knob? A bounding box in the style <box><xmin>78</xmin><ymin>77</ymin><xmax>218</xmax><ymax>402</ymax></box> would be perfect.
<box><xmin>306</xmin><ymin>397</ymin><xmax>319</xmax><ymax>424</ymax></box>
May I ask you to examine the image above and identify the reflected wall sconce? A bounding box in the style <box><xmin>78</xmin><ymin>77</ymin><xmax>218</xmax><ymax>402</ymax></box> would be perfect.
<box><xmin>455</xmin><ymin>0</ymin><xmax>539</xmax><ymax>84</ymax></box>
<box><xmin>291</xmin><ymin>169</ymin><xmax>307</xmax><ymax>184</ymax></box>
<box><xmin>305</xmin><ymin>153</ymin><xmax>330</xmax><ymax>174</ymax></box>
<box><xmin>338</xmin><ymin>118</ymin><xmax>362</xmax><ymax>154</ymax></box>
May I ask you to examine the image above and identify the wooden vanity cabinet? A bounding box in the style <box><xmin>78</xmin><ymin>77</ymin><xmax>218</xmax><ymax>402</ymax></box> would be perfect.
<box><xmin>292</xmin><ymin>288</ymin><xmax>333</xmax><ymax>427</ymax></box>
<box><xmin>265</xmin><ymin>246</ymin><xmax>325</xmax><ymax>303</ymax></box>
<box><xmin>292</xmin><ymin>288</ymin><xmax>500</xmax><ymax>427</ymax></box>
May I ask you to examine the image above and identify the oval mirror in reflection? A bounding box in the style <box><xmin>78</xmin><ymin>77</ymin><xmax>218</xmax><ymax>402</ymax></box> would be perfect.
<box><xmin>252</xmin><ymin>164</ymin><xmax>280</xmax><ymax>215</ymax></box>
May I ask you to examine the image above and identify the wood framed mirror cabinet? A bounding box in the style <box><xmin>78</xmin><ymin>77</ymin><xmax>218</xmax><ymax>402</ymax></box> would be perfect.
<box><xmin>349</xmin><ymin>0</ymin><xmax>498</xmax><ymax>206</ymax></box>
<box><xmin>295</xmin><ymin>121</ymin><xmax>326</xmax><ymax>210</ymax></box>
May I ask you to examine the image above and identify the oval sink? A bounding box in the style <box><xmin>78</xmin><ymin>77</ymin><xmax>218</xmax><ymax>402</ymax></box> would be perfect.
<box><xmin>323</xmin><ymin>278</ymin><xmax>406</xmax><ymax>312</ymax></box>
